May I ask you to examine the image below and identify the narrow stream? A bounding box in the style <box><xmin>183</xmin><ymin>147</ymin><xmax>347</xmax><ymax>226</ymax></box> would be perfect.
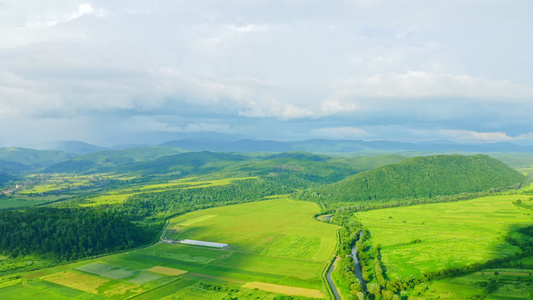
<box><xmin>351</xmin><ymin>230</ymin><xmax>365</xmax><ymax>291</ymax></box>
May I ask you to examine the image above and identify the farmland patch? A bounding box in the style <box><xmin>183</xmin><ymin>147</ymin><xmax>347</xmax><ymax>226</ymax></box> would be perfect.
<box><xmin>137</xmin><ymin>243</ymin><xmax>228</xmax><ymax>264</ymax></box>
<box><xmin>76</xmin><ymin>262</ymin><xmax>135</xmax><ymax>279</ymax></box>
<box><xmin>128</xmin><ymin>271</ymin><xmax>162</xmax><ymax>285</ymax></box>
<box><xmin>148</xmin><ymin>266</ymin><xmax>188</xmax><ymax>276</ymax></box>
<box><xmin>242</xmin><ymin>281</ymin><xmax>325</xmax><ymax>298</ymax></box>
<box><xmin>41</xmin><ymin>270</ymin><xmax>109</xmax><ymax>294</ymax></box>
<box><xmin>356</xmin><ymin>195</ymin><xmax>533</xmax><ymax>279</ymax></box>
<box><xmin>175</xmin><ymin>214</ymin><xmax>217</xmax><ymax>227</ymax></box>
<box><xmin>168</xmin><ymin>198</ymin><xmax>338</xmax><ymax>262</ymax></box>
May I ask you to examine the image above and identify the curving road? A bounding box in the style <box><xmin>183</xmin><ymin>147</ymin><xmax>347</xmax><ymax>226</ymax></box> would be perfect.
<box><xmin>326</xmin><ymin>257</ymin><xmax>341</xmax><ymax>300</ymax></box>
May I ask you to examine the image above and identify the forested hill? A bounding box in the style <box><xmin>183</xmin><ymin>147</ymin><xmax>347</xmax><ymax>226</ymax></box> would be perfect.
<box><xmin>304</xmin><ymin>154</ymin><xmax>526</xmax><ymax>203</ymax></box>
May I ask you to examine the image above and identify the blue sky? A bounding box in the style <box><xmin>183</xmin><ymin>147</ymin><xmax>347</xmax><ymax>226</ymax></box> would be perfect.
<box><xmin>1</xmin><ymin>0</ymin><xmax>532</xmax><ymax>147</ymax></box>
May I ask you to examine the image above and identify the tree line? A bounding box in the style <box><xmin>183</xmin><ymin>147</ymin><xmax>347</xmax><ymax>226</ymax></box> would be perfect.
<box><xmin>113</xmin><ymin>178</ymin><xmax>294</xmax><ymax>221</ymax></box>
<box><xmin>0</xmin><ymin>207</ymin><xmax>152</xmax><ymax>261</ymax></box>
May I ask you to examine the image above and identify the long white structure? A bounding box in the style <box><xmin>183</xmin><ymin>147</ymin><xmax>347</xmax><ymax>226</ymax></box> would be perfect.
<box><xmin>180</xmin><ymin>239</ymin><xmax>229</xmax><ymax>248</ymax></box>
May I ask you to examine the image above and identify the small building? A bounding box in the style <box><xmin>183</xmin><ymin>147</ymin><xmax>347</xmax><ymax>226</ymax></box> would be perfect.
<box><xmin>180</xmin><ymin>239</ymin><xmax>229</xmax><ymax>248</ymax></box>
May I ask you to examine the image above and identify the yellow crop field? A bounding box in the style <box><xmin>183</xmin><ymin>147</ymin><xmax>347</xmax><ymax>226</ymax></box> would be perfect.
<box><xmin>147</xmin><ymin>266</ymin><xmax>188</xmax><ymax>276</ymax></box>
<box><xmin>41</xmin><ymin>270</ymin><xmax>108</xmax><ymax>294</ymax></box>
<box><xmin>102</xmin><ymin>282</ymin><xmax>144</xmax><ymax>297</ymax></box>
<box><xmin>80</xmin><ymin>194</ymin><xmax>132</xmax><ymax>207</ymax></box>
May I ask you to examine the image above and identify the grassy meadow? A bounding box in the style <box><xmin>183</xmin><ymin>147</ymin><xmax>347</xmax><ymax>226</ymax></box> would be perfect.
<box><xmin>0</xmin><ymin>198</ymin><xmax>338</xmax><ymax>299</ymax></box>
<box><xmin>408</xmin><ymin>265</ymin><xmax>533</xmax><ymax>299</ymax></box>
<box><xmin>355</xmin><ymin>194</ymin><xmax>533</xmax><ymax>280</ymax></box>
<box><xmin>168</xmin><ymin>198</ymin><xmax>337</xmax><ymax>261</ymax></box>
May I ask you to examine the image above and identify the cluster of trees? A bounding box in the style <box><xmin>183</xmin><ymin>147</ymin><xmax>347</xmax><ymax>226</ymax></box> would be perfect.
<box><xmin>0</xmin><ymin>207</ymin><xmax>152</xmax><ymax>260</ymax></box>
<box><xmin>114</xmin><ymin>178</ymin><xmax>294</xmax><ymax>220</ymax></box>
<box><xmin>355</xmin><ymin>231</ymin><xmax>402</xmax><ymax>300</ymax></box>
<box><xmin>514</xmin><ymin>198</ymin><xmax>533</xmax><ymax>211</ymax></box>
<box><xmin>327</xmin><ymin>209</ymin><xmax>365</xmax><ymax>299</ymax></box>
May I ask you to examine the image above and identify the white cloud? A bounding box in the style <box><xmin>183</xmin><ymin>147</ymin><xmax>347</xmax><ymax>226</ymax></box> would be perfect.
<box><xmin>329</xmin><ymin>72</ymin><xmax>533</xmax><ymax>102</ymax></box>
<box><xmin>1</xmin><ymin>1</ymin><xmax>533</xmax><ymax>145</ymax></box>
<box><xmin>437</xmin><ymin>130</ymin><xmax>513</xmax><ymax>143</ymax></box>
<box><xmin>228</xmin><ymin>24</ymin><xmax>271</xmax><ymax>33</ymax></box>
<box><xmin>407</xmin><ymin>128</ymin><xmax>515</xmax><ymax>143</ymax></box>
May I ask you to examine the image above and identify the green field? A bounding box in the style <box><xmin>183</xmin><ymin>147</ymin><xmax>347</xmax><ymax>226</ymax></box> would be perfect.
<box><xmin>168</xmin><ymin>198</ymin><xmax>337</xmax><ymax>261</ymax></box>
<box><xmin>0</xmin><ymin>198</ymin><xmax>338</xmax><ymax>299</ymax></box>
<box><xmin>409</xmin><ymin>265</ymin><xmax>533</xmax><ymax>299</ymax></box>
<box><xmin>355</xmin><ymin>194</ymin><xmax>533</xmax><ymax>280</ymax></box>
<box><xmin>0</xmin><ymin>197</ymin><xmax>54</xmax><ymax>209</ymax></box>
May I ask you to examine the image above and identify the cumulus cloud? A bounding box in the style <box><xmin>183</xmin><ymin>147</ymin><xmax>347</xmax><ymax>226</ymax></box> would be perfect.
<box><xmin>1</xmin><ymin>0</ymin><xmax>532</xmax><ymax>145</ymax></box>
<box><xmin>329</xmin><ymin>72</ymin><xmax>533</xmax><ymax>101</ymax></box>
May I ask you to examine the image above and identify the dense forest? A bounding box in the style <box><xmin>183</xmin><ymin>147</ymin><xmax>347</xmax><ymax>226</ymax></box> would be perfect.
<box><xmin>304</xmin><ymin>154</ymin><xmax>526</xmax><ymax>203</ymax></box>
<box><xmin>0</xmin><ymin>208</ymin><xmax>152</xmax><ymax>260</ymax></box>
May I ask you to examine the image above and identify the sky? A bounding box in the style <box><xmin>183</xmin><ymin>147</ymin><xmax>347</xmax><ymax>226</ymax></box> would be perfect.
<box><xmin>1</xmin><ymin>0</ymin><xmax>533</xmax><ymax>147</ymax></box>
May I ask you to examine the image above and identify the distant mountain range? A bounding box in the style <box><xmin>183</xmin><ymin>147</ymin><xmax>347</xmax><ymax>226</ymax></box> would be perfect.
<box><xmin>14</xmin><ymin>138</ymin><xmax>533</xmax><ymax>156</ymax></box>
<box><xmin>34</xmin><ymin>141</ymin><xmax>108</xmax><ymax>154</ymax></box>
<box><xmin>1</xmin><ymin>138</ymin><xmax>532</xmax><ymax>178</ymax></box>
<box><xmin>160</xmin><ymin>138</ymin><xmax>533</xmax><ymax>154</ymax></box>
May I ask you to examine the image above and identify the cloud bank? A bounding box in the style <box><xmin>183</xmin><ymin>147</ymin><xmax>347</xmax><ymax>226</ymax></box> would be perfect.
<box><xmin>0</xmin><ymin>0</ymin><xmax>532</xmax><ymax>146</ymax></box>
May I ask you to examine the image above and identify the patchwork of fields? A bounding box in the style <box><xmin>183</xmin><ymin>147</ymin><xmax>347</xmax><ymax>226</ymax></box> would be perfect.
<box><xmin>356</xmin><ymin>194</ymin><xmax>533</xmax><ymax>280</ymax></box>
<box><xmin>0</xmin><ymin>175</ymin><xmax>255</xmax><ymax>209</ymax></box>
<box><xmin>0</xmin><ymin>198</ymin><xmax>338</xmax><ymax>299</ymax></box>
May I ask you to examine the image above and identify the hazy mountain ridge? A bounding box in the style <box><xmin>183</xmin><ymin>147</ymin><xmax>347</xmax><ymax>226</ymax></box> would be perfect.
<box><xmin>160</xmin><ymin>138</ymin><xmax>533</xmax><ymax>153</ymax></box>
<box><xmin>3</xmin><ymin>139</ymin><xmax>533</xmax><ymax>176</ymax></box>
<box><xmin>42</xmin><ymin>146</ymin><xmax>187</xmax><ymax>173</ymax></box>
<box><xmin>0</xmin><ymin>147</ymin><xmax>74</xmax><ymax>172</ymax></box>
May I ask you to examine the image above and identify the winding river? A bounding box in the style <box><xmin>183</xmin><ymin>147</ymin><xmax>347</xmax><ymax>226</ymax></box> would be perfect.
<box><xmin>325</xmin><ymin>230</ymin><xmax>365</xmax><ymax>299</ymax></box>
<box><xmin>351</xmin><ymin>230</ymin><xmax>365</xmax><ymax>292</ymax></box>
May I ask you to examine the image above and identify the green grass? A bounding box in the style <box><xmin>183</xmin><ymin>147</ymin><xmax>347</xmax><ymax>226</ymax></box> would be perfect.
<box><xmin>409</xmin><ymin>266</ymin><xmax>533</xmax><ymax>299</ymax></box>
<box><xmin>128</xmin><ymin>271</ymin><xmax>162</xmax><ymax>285</ymax></box>
<box><xmin>26</xmin><ymin>280</ymin><xmax>106</xmax><ymax>299</ymax></box>
<box><xmin>80</xmin><ymin>194</ymin><xmax>132</xmax><ymax>207</ymax></box>
<box><xmin>0</xmin><ymin>198</ymin><xmax>52</xmax><ymax>209</ymax></box>
<box><xmin>0</xmin><ymin>283</ymin><xmax>72</xmax><ymax>300</ymax></box>
<box><xmin>129</xmin><ymin>278</ymin><xmax>196</xmax><ymax>300</ymax></box>
<box><xmin>168</xmin><ymin>198</ymin><xmax>338</xmax><ymax>262</ymax></box>
<box><xmin>137</xmin><ymin>244</ymin><xmax>229</xmax><ymax>264</ymax></box>
<box><xmin>356</xmin><ymin>194</ymin><xmax>533</xmax><ymax>279</ymax></box>
<box><xmin>76</xmin><ymin>262</ymin><xmax>136</xmax><ymax>280</ymax></box>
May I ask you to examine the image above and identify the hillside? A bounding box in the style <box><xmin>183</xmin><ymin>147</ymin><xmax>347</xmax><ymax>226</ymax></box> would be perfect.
<box><xmin>42</xmin><ymin>146</ymin><xmax>186</xmax><ymax>173</ymax></box>
<box><xmin>34</xmin><ymin>140</ymin><xmax>107</xmax><ymax>154</ymax></box>
<box><xmin>0</xmin><ymin>168</ymin><xmax>16</xmax><ymax>186</ymax></box>
<box><xmin>0</xmin><ymin>147</ymin><xmax>74</xmax><ymax>172</ymax></box>
<box><xmin>329</xmin><ymin>154</ymin><xmax>407</xmax><ymax>173</ymax></box>
<box><xmin>116</xmin><ymin>151</ymin><xmax>249</xmax><ymax>176</ymax></box>
<box><xmin>308</xmin><ymin>154</ymin><xmax>526</xmax><ymax>203</ymax></box>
